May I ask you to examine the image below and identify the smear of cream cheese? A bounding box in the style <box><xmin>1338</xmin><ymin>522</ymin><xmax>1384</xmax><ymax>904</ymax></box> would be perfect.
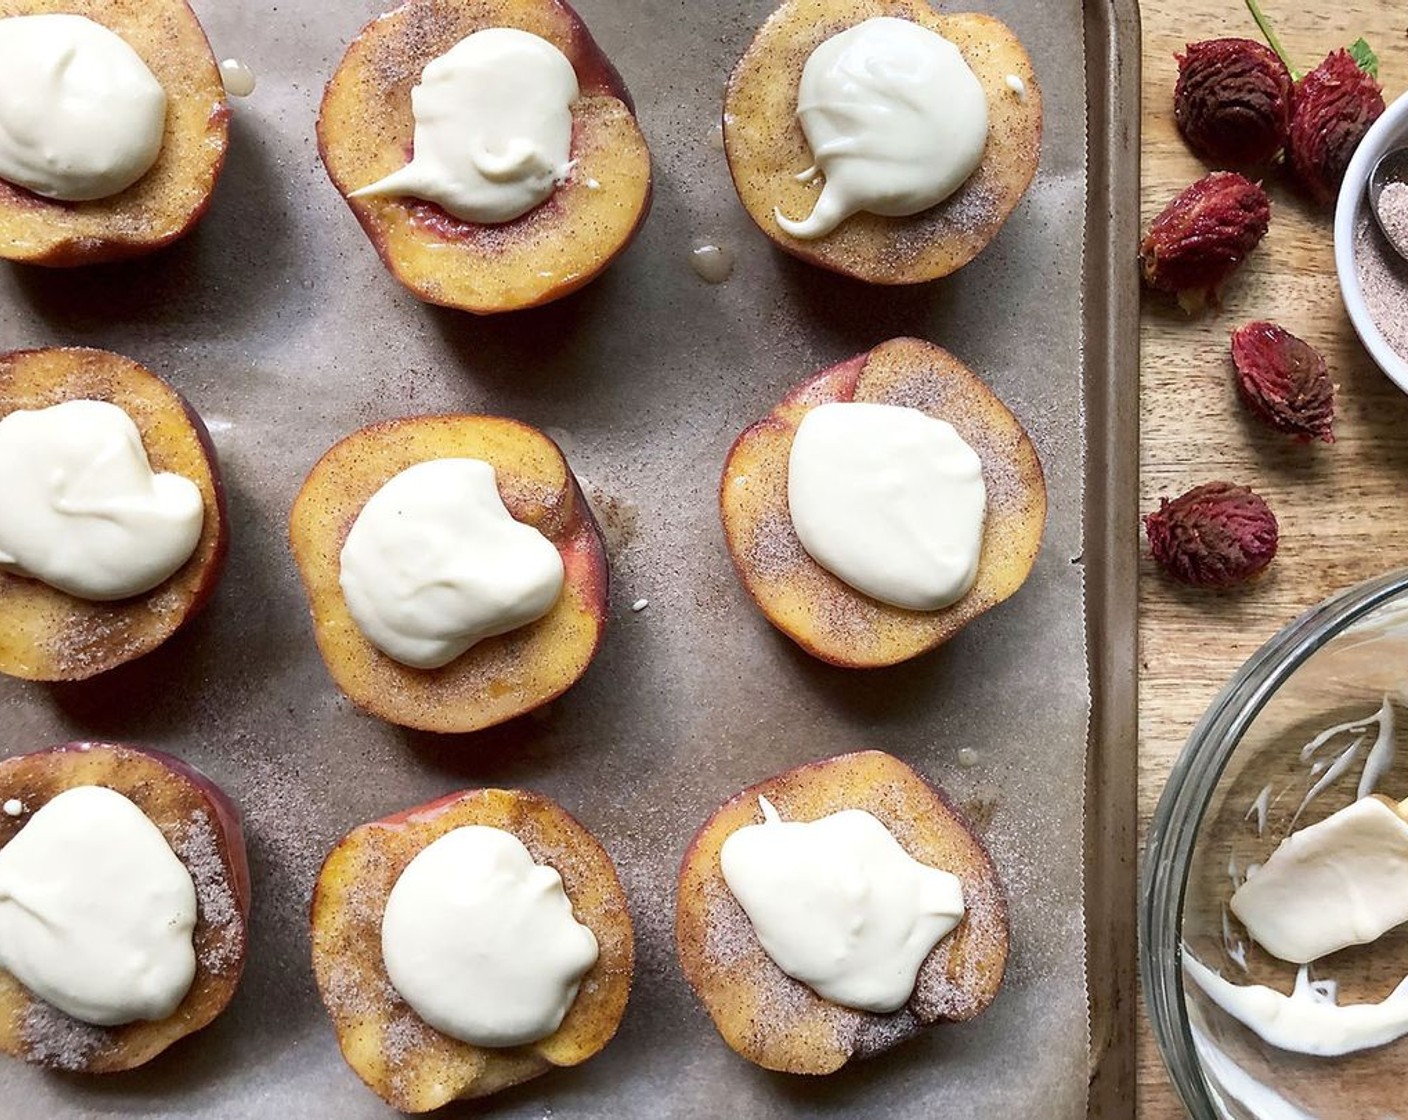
<box><xmin>1231</xmin><ymin>796</ymin><xmax>1408</xmax><ymax>964</ymax></box>
<box><xmin>351</xmin><ymin>27</ymin><xmax>577</xmax><ymax>223</ymax></box>
<box><xmin>0</xmin><ymin>400</ymin><xmax>203</xmax><ymax>601</ymax></box>
<box><xmin>775</xmin><ymin>17</ymin><xmax>988</xmax><ymax>239</ymax></box>
<box><xmin>0</xmin><ymin>14</ymin><xmax>166</xmax><ymax>201</ymax></box>
<box><xmin>0</xmin><ymin>786</ymin><xmax>196</xmax><ymax>1026</ymax></box>
<box><xmin>1186</xmin><ymin>953</ymin><xmax>1408</xmax><ymax>1057</ymax></box>
<box><xmin>786</xmin><ymin>401</ymin><xmax>986</xmax><ymax>610</ymax></box>
<box><xmin>380</xmin><ymin>825</ymin><xmax>598</xmax><ymax>1047</ymax></box>
<box><xmin>338</xmin><ymin>458</ymin><xmax>564</xmax><ymax>669</ymax></box>
<box><xmin>720</xmin><ymin>796</ymin><xmax>965</xmax><ymax>1012</ymax></box>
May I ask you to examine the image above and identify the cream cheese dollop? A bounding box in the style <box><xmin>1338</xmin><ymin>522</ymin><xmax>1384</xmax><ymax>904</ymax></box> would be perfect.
<box><xmin>339</xmin><ymin>458</ymin><xmax>565</xmax><ymax>669</ymax></box>
<box><xmin>720</xmin><ymin>796</ymin><xmax>965</xmax><ymax>1012</ymax></box>
<box><xmin>0</xmin><ymin>399</ymin><xmax>204</xmax><ymax>601</ymax></box>
<box><xmin>0</xmin><ymin>786</ymin><xmax>197</xmax><ymax>1026</ymax></box>
<box><xmin>775</xmin><ymin>17</ymin><xmax>988</xmax><ymax>240</ymax></box>
<box><xmin>0</xmin><ymin>14</ymin><xmax>166</xmax><ymax>201</ymax></box>
<box><xmin>1186</xmin><ymin>954</ymin><xmax>1408</xmax><ymax>1058</ymax></box>
<box><xmin>380</xmin><ymin>825</ymin><xmax>598</xmax><ymax>1047</ymax></box>
<box><xmin>351</xmin><ymin>27</ymin><xmax>578</xmax><ymax>224</ymax></box>
<box><xmin>787</xmin><ymin>401</ymin><xmax>986</xmax><ymax>610</ymax></box>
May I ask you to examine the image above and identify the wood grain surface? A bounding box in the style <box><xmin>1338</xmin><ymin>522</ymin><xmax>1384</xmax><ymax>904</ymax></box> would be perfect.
<box><xmin>1139</xmin><ymin>4</ymin><xmax>1408</xmax><ymax>1117</ymax></box>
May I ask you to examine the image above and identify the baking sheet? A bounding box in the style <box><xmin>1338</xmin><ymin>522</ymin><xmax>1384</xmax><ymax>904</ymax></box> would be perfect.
<box><xmin>0</xmin><ymin>0</ymin><xmax>1104</xmax><ymax>1115</ymax></box>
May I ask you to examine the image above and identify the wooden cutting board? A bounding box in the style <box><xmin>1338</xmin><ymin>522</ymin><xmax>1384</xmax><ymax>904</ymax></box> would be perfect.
<box><xmin>1139</xmin><ymin>4</ymin><xmax>1408</xmax><ymax>1117</ymax></box>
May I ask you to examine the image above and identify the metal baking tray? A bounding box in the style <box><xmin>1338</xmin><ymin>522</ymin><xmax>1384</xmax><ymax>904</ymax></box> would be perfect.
<box><xmin>0</xmin><ymin>0</ymin><xmax>1140</xmax><ymax>1114</ymax></box>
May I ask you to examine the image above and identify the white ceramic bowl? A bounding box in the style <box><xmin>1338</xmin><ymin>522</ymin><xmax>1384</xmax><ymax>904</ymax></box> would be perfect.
<box><xmin>1334</xmin><ymin>89</ymin><xmax>1408</xmax><ymax>390</ymax></box>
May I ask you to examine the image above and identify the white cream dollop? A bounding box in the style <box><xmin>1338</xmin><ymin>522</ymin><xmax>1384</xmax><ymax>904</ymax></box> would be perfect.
<box><xmin>381</xmin><ymin>825</ymin><xmax>598</xmax><ymax>1047</ymax></box>
<box><xmin>775</xmin><ymin>17</ymin><xmax>988</xmax><ymax>240</ymax></box>
<box><xmin>787</xmin><ymin>401</ymin><xmax>986</xmax><ymax>610</ymax></box>
<box><xmin>720</xmin><ymin>796</ymin><xmax>965</xmax><ymax>1012</ymax></box>
<box><xmin>0</xmin><ymin>14</ymin><xmax>166</xmax><ymax>201</ymax></box>
<box><xmin>1186</xmin><ymin>954</ymin><xmax>1408</xmax><ymax>1058</ymax></box>
<box><xmin>0</xmin><ymin>399</ymin><xmax>204</xmax><ymax>601</ymax></box>
<box><xmin>351</xmin><ymin>27</ymin><xmax>578</xmax><ymax>224</ymax></box>
<box><xmin>1230</xmin><ymin>796</ymin><xmax>1408</xmax><ymax>964</ymax></box>
<box><xmin>0</xmin><ymin>786</ymin><xmax>197</xmax><ymax>1026</ymax></box>
<box><xmin>339</xmin><ymin>458</ymin><xmax>565</xmax><ymax>670</ymax></box>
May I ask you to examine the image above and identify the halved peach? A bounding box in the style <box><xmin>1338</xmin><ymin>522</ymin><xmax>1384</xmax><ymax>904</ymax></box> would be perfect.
<box><xmin>676</xmin><ymin>749</ymin><xmax>1007</xmax><ymax>1075</ymax></box>
<box><xmin>0</xmin><ymin>347</ymin><xmax>228</xmax><ymax>681</ymax></box>
<box><xmin>720</xmin><ymin>337</ymin><xmax>1045</xmax><ymax>668</ymax></box>
<box><xmin>0</xmin><ymin>0</ymin><xmax>229</xmax><ymax>266</ymax></box>
<box><xmin>289</xmin><ymin>415</ymin><xmax>608</xmax><ymax>733</ymax></box>
<box><xmin>311</xmin><ymin>787</ymin><xmax>633</xmax><ymax>1110</ymax></box>
<box><xmin>724</xmin><ymin>0</ymin><xmax>1042</xmax><ymax>283</ymax></box>
<box><xmin>318</xmin><ymin>0</ymin><xmax>652</xmax><ymax>314</ymax></box>
<box><xmin>0</xmin><ymin>742</ymin><xmax>250</xmax><ymax>1072</ymax></box>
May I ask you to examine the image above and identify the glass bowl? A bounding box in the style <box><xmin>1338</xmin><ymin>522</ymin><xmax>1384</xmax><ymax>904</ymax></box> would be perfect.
<box><xmin>1143</xmin><ymin>569</ymin><xmax>1408</xmax><ymax>1118</ymax></box>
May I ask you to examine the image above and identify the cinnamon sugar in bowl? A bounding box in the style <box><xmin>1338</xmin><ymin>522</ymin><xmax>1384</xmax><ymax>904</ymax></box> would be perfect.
<box><xmin>1334</xmin><ymin>90</ymin><xmax>1408</xmax><ymax>391</ymax></box>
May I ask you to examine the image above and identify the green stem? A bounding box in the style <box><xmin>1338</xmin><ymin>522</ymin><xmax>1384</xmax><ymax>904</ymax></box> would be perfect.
<box><xmin>1244</xmin><ymin>0</ymin><xmax>1303</xmax><ymax>79</ymax></box>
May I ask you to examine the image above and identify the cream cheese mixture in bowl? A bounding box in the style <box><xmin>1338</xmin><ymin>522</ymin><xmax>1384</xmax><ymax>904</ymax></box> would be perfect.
<box><xmin>1144</xmin><ymin>569</ymin><xmax>1408</xmax><ymax>1118</ymax></box>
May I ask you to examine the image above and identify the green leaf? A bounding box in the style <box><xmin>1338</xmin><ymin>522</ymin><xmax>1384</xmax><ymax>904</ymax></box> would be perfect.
<box><xmin>1349</xmin><ymin>37</ymin><xmax>1379</xmax><ymax>78</ymax></box>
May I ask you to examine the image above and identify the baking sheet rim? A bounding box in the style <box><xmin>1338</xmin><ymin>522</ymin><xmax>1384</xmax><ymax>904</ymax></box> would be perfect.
<box><xmin>1081</xmin><ymin>0</ymin><xmax>1142</xmax><ymax>1114</ymax></box>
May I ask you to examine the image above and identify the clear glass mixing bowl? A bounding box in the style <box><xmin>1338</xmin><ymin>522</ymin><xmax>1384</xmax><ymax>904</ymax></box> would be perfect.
<box><xmin>1143</xmin><ymin>569</ymin><xmax>1408</xmax><ymax>1118</ymax></box>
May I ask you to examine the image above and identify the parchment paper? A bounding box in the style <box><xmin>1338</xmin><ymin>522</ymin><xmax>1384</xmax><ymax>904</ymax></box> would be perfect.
<box><xmin>0</xmin><ymin>0</ymin><xmax>1090</xmax><ymax>1115</ymax></box>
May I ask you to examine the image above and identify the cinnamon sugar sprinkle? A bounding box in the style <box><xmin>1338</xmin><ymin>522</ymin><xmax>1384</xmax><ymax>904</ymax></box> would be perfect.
<box><xmin>173</xmin><ymin>810</ymin><xmax>243</xmax><ymax>976</ymax></box>
<box><xmin>20</xmin><ymin>1000</ymin><xmax>107</xmax><ymax>1071</ymax></box>
<box><xmin>1358</xmin><ymin>214</ymin><xmax>1408</xmax><ymax>361</ymax></box>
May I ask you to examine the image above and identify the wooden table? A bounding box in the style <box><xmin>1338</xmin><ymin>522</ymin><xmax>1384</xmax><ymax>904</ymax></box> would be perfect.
<box><xmin>1139</xmin><ymin>4</ymin><xmax>1408</xmax><ymax>1116</ymax></box>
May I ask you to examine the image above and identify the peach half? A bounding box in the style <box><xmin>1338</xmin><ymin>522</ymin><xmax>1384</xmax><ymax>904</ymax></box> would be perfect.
<box><xmin>310</xmin><ymin>787</ymin><xmax>633</xmax><ymax>1110</ymax></box>
<box><xmin>0</xmin><ymin>347</ymin><xmax>228</xmax><ymax>682</ymax></box>
<box><xmin>720</xmin><ymin>337</ymin><xmax>1045</xmax><ymax>668</ymax></box>
<box><xmin>288</xmin><ymin>414</ymin><xmax>609</xmax><ymax>734</ymax></box>
<box><xmin>0</xmin><ymin>742</ymin><xmax>250</xmax><ymax>1072</ymax></box>
<box><xmin>318</xmin><ymin>0</ymin><xmax>652</xmax><ymax>314</ymax></box>
<box><xmin>676</xmin><ymin>749</ymin><xmax>1008</xmax><ymax>1074</ymax></box>
<box><xmin>724</xmin><ymin>0</ymin><xmax>1042</xmax><ymax>283</ymax></box>
<box><xmin>0</xmin><ymin>0</ymin><xmax>229</xmax><ymax>266</ymax></box>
